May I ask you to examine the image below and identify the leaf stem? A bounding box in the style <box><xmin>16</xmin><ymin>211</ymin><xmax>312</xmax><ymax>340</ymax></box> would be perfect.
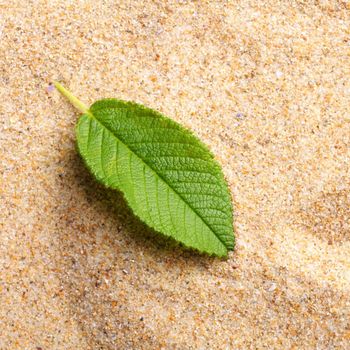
<box><xmin>54</xmin><ymin>81</ymin><xmax>93</xmax><ymax>117</ymax></box>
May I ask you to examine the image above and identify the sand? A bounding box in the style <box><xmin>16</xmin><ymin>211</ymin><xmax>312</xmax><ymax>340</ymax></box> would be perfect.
<box><xmin>1</xmin><ymin>1</ymin><xmax>349</xmax><ymax>349</ymax></box>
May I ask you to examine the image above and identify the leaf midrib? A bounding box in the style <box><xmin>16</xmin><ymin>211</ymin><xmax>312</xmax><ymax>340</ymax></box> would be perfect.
<box><xmin>87</xmin><ymin>110</ymin><xmax>228</xmax><ymax>251</ymax></box>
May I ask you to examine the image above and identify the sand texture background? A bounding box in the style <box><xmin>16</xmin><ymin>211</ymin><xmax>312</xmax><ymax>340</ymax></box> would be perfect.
<box><xmin>1</xmin><ymin>1</ymin><xmax>350</xmax><ymax>349</ymax></box>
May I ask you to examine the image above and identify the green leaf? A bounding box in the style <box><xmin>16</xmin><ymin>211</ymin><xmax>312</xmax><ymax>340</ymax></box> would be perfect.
<box><xmin>54</xmin><ymin>82</ymin><xmax>234</xmax><ymax>257</ymax></box>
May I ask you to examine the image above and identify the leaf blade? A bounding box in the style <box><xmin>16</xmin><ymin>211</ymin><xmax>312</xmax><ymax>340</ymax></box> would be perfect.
<box><xmin>76</xmin><ymin>99</ymin><xmax>234</xmax><ymax>257</ymax></box>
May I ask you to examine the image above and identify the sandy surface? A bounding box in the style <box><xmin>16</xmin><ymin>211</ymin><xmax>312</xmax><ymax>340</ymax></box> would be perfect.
<box><xmin>1</xmin><ymin>1</ymin><xmax>350</xmax><ymax>349</ymax></box>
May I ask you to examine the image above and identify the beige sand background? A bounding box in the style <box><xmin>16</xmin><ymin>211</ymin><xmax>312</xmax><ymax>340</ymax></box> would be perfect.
<box><xmin>1</xmin><ymin>1</ymin><xmax>350</xmax><ymax>349</ymax></box>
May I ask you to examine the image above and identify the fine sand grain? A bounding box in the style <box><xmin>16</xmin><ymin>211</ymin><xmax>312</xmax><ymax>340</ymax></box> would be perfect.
<box><xmin>1</xmin><ymin>1</ymin><xmax>349</xmax><ymax>349</ymax></box>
